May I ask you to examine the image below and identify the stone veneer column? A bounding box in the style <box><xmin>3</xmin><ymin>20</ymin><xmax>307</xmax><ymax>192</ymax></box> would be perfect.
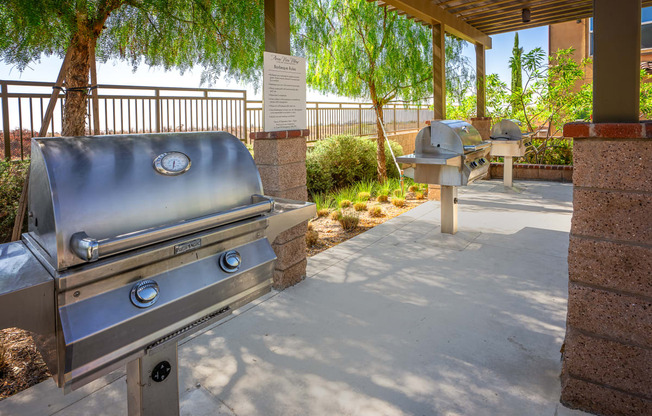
<box><xmin>251</xmin><ymin>129</ymin><xmax>309</xmax><ymax>289</ymax></box>
<box><xmin>561</xmin><ymin>122</ymin><xmax>652</xmax><ymax>416</ymax></box>
<box><xmin>470</xmin><ymin>117</ymin><xmax>492</xmax><ymax>141</ymax></box>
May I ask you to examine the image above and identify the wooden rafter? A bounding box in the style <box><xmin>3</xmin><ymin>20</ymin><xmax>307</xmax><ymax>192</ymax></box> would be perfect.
<box><xmin>370</xmin><ymin>0</ymin><xmax>492</xmax><ymax>47</ymax></box>
<box><xmin>471</xmin><ymin>4</ymin><xmax>592</xmax><ymax>27</ymax></box>
<box><xmin>463</xmin><ymin>0</ymin><xmax>590</xmax><ymax>23</ymax></box>
<box><xmin>372</xmin><ymin>0</ymin><xmax>652</xmax><ymax>38</ymax></box>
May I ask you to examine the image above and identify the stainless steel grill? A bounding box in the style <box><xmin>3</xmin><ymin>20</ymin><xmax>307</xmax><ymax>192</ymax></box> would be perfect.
<box><xmin>0</xmin><ymin>131</ymin><xmax>315</xmax><ymax>416</ymax></box>
<box><xmin>489</xmin><ymin>119</ymin><xmax>532</xmax><ymax>187</ymax></box>
<box><xmin>397</xmin><ymin>120</ymin><xmax>491</xmax><ymax>234</ymax></box>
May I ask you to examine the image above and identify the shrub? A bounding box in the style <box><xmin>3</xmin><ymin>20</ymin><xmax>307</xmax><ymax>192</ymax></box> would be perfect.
<box><xmin>377</xmin><ymin>194</ymin><xmax>389</xmax><ymax>203</ymax></box>
<box><xmin>306</xmin><ymin>135</ymin><xmax>403</xmax><ymax>194</ymax></box>
<box><xmin>1</xmin><ymin>160</ymin><xmax>29</xmax><ymax>244</ymax></box>
<box><xmin>339</xmin><ymin>199</ymin><xmax>352</xmax><ymax>208</ymax></box>
<box><xmin>353</xmin><ymin>202</ymin><xmax>367</xmax><ymax>211</ymax></box>
<box><xmin>392</xmin><ymin>198</ymin><xmax>406</xmax><ymax>208</ymax></box>
<box><xmin>330</xmin><ymin>210</ymin><xmax>342</xmax><ymax>221</ymax></box>
<box><xmin>415</xmin><ymin>192</ymin><xmax>425</xmax><ymax>200</ymax></box>
<box><xmin>338</xmin><ymin>214</ymin><xmax>359</xmax><ymax>230</ymax></box>
<box><xmin>369</xmin><ymin>206</ymin><xmax>383</xmax><ymax>217</ymax></box>
<box><xmin>317</xmin><ymin>208</ymin><xmax>330</xmax><ymax>217</ymax></box>
<box><xmin>357</xmin><ymin>192</ymin><xmax>371</xmax><ymax>201</ymax></box>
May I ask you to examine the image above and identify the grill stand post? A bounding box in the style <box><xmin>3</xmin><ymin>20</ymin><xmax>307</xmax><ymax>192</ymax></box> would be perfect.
<box><xmin>440</xmin><ymin>185</ymin><xmax>458</xmax><ymax>234</ymax></box>
<box><xmin>503</xmin><ymin>156</ymin><xmax>513</xmax><ymax>187</ymax></box>
<box><xmin>127</xmin><ymin>342</ymin><xmax>180</xmax><ymax>416</ymax></box>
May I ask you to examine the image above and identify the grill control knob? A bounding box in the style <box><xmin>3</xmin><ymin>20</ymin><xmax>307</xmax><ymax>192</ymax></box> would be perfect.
<box><xmin>130</xmin><ymin>279</ymin><xmax>160</xmax><ymax>308</ymax></box>
<box><xmin>219</xmin><ymin>250</ymin><xmax>241</xmax><ymax>273</ymax></box>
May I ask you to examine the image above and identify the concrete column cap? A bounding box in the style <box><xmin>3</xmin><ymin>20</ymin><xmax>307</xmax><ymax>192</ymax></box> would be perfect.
<box><xmin>563</xmin><ymin>122</ymin><xmax>652</xmax><ymax>139</ymax></box>
<box><xmin>250</xmin><ymin>129</ymin><xmax>310</xmax><ymax>140</ymax></box>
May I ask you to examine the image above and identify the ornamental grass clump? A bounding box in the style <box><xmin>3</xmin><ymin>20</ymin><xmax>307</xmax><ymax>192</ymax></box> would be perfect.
<box><xmin>408</xmin><ymin>185</ymin><xmax>418</xmax><ymax>192</ymax></box>
<box><xmin>338</xmin><ymin>214</ymin><xmax>359</xmax><ymax>230</ymax></box>
<box><xmin>357</xmin><ymin>191</ymin><xmax>371</xmax><ymax>201</ymax></box>
<box><xmin>305</xmin><ymin>223</ymin><xmax>319</xmax><ymax>247</ymax></box>
<box><xmin>330</xmin><ymin>210</ymin><xmax>342</xmax><ymax>221</ymax></box>
<box><xmin>393</xmin><ymin>189</ymin><xmax>403</xmax><ymax>197</ymax></box>
<box><xmin>339</xmin><ymin>199</ymin><xmax>352</xmax><ymax>208</ymax></box>
<box><xmin>317</xmin><ymin>208</ymin><xmax>330</xmax><ymax>218</ymax></box>
<box><xmin>369</xmin><ymin>206</ymin><xmax>383</xmax><ymax>217</ymax></box>
<box><xmin>415</xmin><ymin>192</ymin><xmax>425</xmax><ymax>200</ymax></box>
<box><xmin>392</xmin><ymin>198</ymin><xmax>406</xmax><ymax>208</ymax></box>
<box><xmin>353</xmin><ymin>202</ymin><xmax>367</xmax><ymax>211</ymax></box>
<box><xmin>377</xmin><ymin>194</ymin><xmax>389</xmax><ymax>203</ymax></box>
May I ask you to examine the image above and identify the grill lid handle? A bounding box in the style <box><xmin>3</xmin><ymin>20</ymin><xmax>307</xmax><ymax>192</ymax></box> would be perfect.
<box><xmin>69</xmin><ymin>196</ymin><xmax>273</xmax><ymax>263</ymax></box>
<box><xmin>463</xmin><ymin>142</ymin><xmax>491</xmax><ymax>152</ymax></box>
<box><xmin>70</xmin><ymin>232</ymin><xmax>99</xmax><ymax>262</ymax></box>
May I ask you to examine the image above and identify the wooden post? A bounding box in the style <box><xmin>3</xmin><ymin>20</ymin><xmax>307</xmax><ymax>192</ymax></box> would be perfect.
<box><xmin>264</xmin><ymin>0</ymin><xmax>291</xmax><ymax>55</ymax></box>
<box><xmin>432</xmin><ymin>23</ymin><xmax>446</xmax><ymax>120</ymax></box>
<box><xmin>39</xmin><ymin>50</ymin><xmax>71</xmax><ymax>138</ymax></box>
<box><xmin>475</xmin><ymin>42</ymin><xmax>486</xmax><ymax>118</ymax></box>
<box><xmin>593</xmin><ymin>0</ymin><xmax>641</xmax><ymax>122</ymax></box>
<box><xmin>89</xmin><ymin>39</ymin><xmax>101</xmax><ymax>135</ymax></box>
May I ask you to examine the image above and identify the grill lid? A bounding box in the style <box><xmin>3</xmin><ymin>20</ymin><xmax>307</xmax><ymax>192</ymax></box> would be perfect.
<box><xmin>490</xmin><ymin>119</ymin><xmax>524</xmax><ymax>140</ymax></box>
<box><xmin>417</xmin><ymin>120</ymin><xmax>485</xmax><ymax>156</ymax></box>
<box><xmin>28</xmin><ymin>132</ymin><xmax>264</xmax><ymax>270</ymax></box>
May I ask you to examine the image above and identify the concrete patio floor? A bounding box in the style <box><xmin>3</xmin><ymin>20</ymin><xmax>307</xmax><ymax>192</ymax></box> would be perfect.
<box><xmin>0</xmin><ymin>179</ymin><xmax>592</xmax><ymax>416</ymax></box>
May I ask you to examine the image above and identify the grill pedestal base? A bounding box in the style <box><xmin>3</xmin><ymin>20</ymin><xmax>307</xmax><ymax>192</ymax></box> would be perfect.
<box><xmin>504</xmin><ymin>156</ymin><xmax>514</xmax><ymax>187</ymax></box>
<box><xmin>127</xmin><ymin>342</ymin><xmax>180</xmax><ymax>416</ymax></box>
<box><xmin>441</xmin><ymin>186</ymin><xmax>458</xmax><ymax>234</ymax></box>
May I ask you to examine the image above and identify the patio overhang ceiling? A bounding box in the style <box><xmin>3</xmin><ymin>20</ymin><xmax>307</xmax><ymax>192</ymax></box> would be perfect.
<box><xmin>370</xmin><ymin>0</ymin><xmax>652</xmax><ymax>45</ymax></box>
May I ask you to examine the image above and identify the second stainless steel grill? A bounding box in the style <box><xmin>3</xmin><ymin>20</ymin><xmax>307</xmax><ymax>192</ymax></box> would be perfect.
<box><xmin>397</xmin><ymin>120</ymin><xmax>491</xmax><ymax>234</ymax></box>
<box><xmin>490</xmin><ymin>119</ymin><xmax>532</xmax><ymax>187</ymax></box>
<box><xmin>0</xmin><ymin>131</ymin><xmax>315</xmax><ymax>416</ymax></box>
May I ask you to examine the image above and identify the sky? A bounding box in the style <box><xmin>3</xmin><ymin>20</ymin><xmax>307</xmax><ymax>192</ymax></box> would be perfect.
<box><xmin>0</xmin><ymin>27</ymin><xmax>549</xmax><ymax>102</ymax></box>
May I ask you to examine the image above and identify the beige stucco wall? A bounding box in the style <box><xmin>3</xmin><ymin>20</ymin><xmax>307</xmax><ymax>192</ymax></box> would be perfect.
<box><xmin>549</xmin><ymin>19</ymin><xmax>593</xmax><ymax>89</ymax></box>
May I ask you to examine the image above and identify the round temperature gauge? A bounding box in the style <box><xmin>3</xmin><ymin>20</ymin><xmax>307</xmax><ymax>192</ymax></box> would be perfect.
<box><xmin>153</xmin><ymin>151</ymin><xmax>191</xmax><ymax>176</ymax></box>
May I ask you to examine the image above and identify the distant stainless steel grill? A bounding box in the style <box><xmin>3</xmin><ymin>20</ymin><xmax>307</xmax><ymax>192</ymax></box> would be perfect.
<box><xmin>489</xmin><ymin>119</ymin><xmax>532</xmax><ymax>187</ymax></box>
<box><xmin>0</xmin><ymin>131</ymin><xmax>315</xmax><ymax>416</ymax></box>
<box><xmin>397</xmin><ymin>120</ymin><xmax>491</xmax><ymax>234</ymax></box>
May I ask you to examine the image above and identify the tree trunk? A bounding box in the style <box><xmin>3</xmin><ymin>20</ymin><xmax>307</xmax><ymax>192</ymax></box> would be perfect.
<box><xmin>374</xmin><ymin>104</ymin><xmax>388</xmax><ymax>182</ymax></box>
<box><xmin>62</xmin><ymin>31</ymin><xmax>92</xmax><ymax>136</ymax></box>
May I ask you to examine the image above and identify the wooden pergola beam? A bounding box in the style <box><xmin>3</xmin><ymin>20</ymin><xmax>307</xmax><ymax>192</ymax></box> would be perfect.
<box><xmin>374</xmin><ymin>0</ymin><xmax>492</xmax><ymax>48</ymax></box>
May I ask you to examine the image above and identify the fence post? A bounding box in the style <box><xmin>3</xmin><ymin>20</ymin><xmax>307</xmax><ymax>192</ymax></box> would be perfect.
<box><xmin>315</xmin><ymin>103</ymin><xmax>320</xmax><ymax>140</ymax></box>
<box><xmin>358</xmin><ymin>104</ymin><xmax>362</xmax><ymax>136</ymax></box>
<box><xmin>243</xmin><ymin>91</ymin><xmax>248</xmax><ymax>143</ymax></box>
<box><xmin>393</xmin><ymin>103</ymin><xmax>397</xmax><ymax>133</ymax></box>
<box><xmin>1</xmin><ymin>82</ymin><xmax>10</xmax><ymax>160</ymax></box>
<box><xmin>155</xmin><ymin>89</ymin><xmax>161</xmax><ymax>133</ymax></box>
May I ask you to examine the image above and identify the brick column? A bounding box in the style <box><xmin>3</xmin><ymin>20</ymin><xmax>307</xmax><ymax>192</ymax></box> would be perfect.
<box><xmin>561</xmin><ymin>122</ymin><xmax>652</xmax><ymax>416</ymax></box>
<box><xmin>470</xmin><ymin>116</ymin><xmax>492</xmax><ymax>141</ymax></box>
<box><xmin>251</xmin><ymin>129</ymin><xmax>309</xmax><ymax>289</ymax></box>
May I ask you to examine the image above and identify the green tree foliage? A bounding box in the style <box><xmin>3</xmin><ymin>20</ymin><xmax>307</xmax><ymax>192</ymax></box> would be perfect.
<box><xmin>0</xmin><ymin>0</ymin><xmax>264</xmax><ymax>136</ymax></box>
<box><xmin>509</xmin><ymin>33</ymin><xmax>523</xmax><ymax>110</ymax></box>
<box><xmin>446</xmin><ymin>36</ymin><xmax>475</xmax><ymax>107</ymax></box>
<box><xmin>292</xmin><ymin>0</ymin><xmax>431</xmax><ymax>181</ymax></box>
